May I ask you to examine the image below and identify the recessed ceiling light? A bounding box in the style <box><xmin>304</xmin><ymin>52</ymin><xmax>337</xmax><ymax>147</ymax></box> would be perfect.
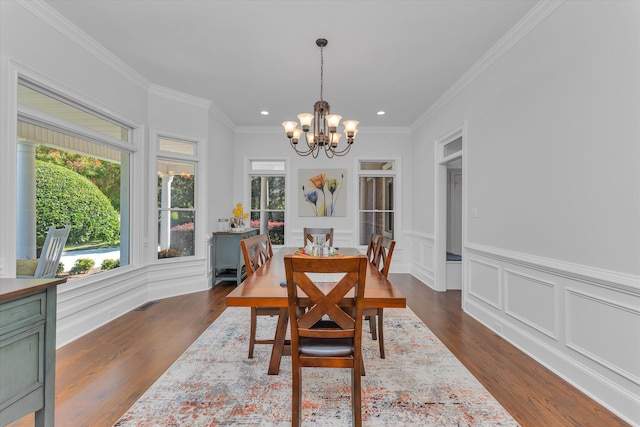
<box><xmin>260</xmin><ymin>110</ymin><xmax>269</xmax><ymax>115</ymax></box>
<box><xmin>377</xmin><ymin>111</ymin><xmax>386</xmax><ymax>116</ymax></box>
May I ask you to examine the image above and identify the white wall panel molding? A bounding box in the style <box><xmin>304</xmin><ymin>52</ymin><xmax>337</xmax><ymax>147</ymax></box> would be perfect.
<box><xmin>465</xmin><ymin>296</ymin><xmax>640</xmax><ymax>425</ymax></box>
<box><xmin>466</xmin><ymin>243</ymin><xmax>640</xmax><ymax>295</ymax></box>
<box><xmin>18</xmin><ymin>0</ymin><xmax>149</xmax><ymax>92</ymax></box>
<box><xmin>504</xmin><ymin>269</ymin><xmax>558</xmax><ymax>340</ymax></box>
<box><xmin>56</xmin><ymin>267</ymin><xmax>148</xmax><ymax>347</ymax></box>
<box><xmin>146</xmin><ymin>260</ymin><xmax>209</xmax><ymax>300</ymax></box>
<box><xmin>467</xmin><ymin>257</ymin><xmax>501</xmax><ymax>309</ymax></box>
<box><xmin>464</xmin><ymin>243</ymin><xmax>640</xmax><ymax>424</ymax></box>
<box><xmin>409</xmin><ymin>232</ymin><xmax>435</xmax><ymax>288</ymax></box>
<box><xmin>565</xmin><ymin>288</ymin><xmax>640</xmax><ymax>387</ymax></box>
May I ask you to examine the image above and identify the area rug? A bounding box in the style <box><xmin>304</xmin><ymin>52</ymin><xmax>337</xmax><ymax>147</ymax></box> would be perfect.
<box><xmin>114</xmin><ymin>307</ymin><xmax>519</xmax><ymax>426</ymax></box>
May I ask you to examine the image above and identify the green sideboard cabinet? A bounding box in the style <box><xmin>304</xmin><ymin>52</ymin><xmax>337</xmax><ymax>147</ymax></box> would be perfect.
<box><xmin>0</xmin><ymin>278</ymin><xmax>65</xmax><ymax>427</ymax></box>
<box><xmin>211</xmin><ymin>228</ymin><xmax>258</xmax><ymax>286</ymax></box>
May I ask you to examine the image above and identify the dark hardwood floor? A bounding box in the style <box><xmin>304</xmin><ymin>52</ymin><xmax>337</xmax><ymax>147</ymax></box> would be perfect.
<box><xmin>8</xmin><ymin>274</ymin><xmax>629</xmax><ymax>427</ymax></box>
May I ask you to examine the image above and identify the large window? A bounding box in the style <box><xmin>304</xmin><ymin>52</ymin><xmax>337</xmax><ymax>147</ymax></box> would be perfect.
<box><xmin>157</xmin><ymin>137</ymin><xmax>197</xmax><ymax>258</ymax></box>
<box><xmin>358</xmin><ymin>160</ymin><xmax>395</xmax><ymax>245</ymax></box>
<box><xmin>249</xmin><ymin>160</ymin><xmax>286</xmax><ymax>245</ymax></box>
<box><xmin>16</xmin><ymin>80</ymin><xmax>132</xmax><ymax>278</ymax></box>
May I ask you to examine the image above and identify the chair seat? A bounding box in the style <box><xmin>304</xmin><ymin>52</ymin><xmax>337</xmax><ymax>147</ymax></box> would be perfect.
<box><xmin>299</xmin><ymin>337</ymin><xmax>354</xmax><ymax>357</ymax></box>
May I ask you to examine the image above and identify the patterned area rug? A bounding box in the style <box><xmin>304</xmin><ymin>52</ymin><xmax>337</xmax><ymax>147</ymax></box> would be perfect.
<box><xmin>114</xmin><ymin>307</ymin><xmax>519</xmax><ymax>426</ymax></box>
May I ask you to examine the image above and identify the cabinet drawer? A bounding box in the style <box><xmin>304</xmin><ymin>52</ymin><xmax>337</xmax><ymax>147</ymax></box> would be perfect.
<box><xmin>0</xmin><ymin>292</ymin><xmax>46</xmax><ymax>336</ymax></box>
<box><xmin>0</xmin><ymin>324</ymin><xmax>45</xmax><ymax>412</ymax></box>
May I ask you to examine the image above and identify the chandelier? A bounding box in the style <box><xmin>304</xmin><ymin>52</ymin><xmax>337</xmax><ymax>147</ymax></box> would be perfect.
<box><xmin>282</xmin><ymin>38</ymin><xmax>359</xmax><ymax>158</ymax></box>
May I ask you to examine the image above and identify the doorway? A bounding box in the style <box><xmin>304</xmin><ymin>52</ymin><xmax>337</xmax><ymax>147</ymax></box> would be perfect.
<box><xmin>446</xmin><ymin>163</ymin><xmax>462</xmax><ymax>290</ymax></box>
<box><xmin>434</xmin><ymin>124</ymin><xmax>465</xmax><ymax>293</ymax></box>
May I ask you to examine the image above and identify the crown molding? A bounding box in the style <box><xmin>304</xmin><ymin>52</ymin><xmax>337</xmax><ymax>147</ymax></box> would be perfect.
<box><xmin>17</xmin><ymin>0</ymin><xmax>150</xmax><ymax>92</ymax></box>
<box><xmin>411</xmin><ymin>0</ymin><xmax>565</xmax><ymax>131</ymax></box>
<box><xmin>148</xmin><ymin>84</ymin><xmax>211</xmax><ymax>110</ymax></box>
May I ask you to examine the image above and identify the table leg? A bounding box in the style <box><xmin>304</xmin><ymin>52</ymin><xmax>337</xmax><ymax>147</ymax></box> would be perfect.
<box><xmin>268</xmin><ymin>308</ymin><xmax>289</xmax><ymax>375</ymax></box>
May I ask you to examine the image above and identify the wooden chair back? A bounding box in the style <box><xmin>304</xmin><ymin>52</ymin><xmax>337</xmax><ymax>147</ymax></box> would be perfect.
<box><xmin>240</xmin><ymin>233</ymin><xmax>273</xmax><ymax>276</ymax></box>
<box><xmin>372</xmin><ymin>236</ymin><xmax>396</xmax><ymax>278</ymax></box>
<box><xmin>284</xmin><ymin>253</ymin><xmax>368</xmax><ymax>425</ymax></box>
<box><xmin>35</xmin><ymin>225</ymin><xmax>71</xmax><ymax>278</ymax></box>
<box><xmin>285</xmin><ymin>254</ymin><xmax>367</xmax><ymax>344</ymax></box>
<box><xmin>366</xmin><ymin>233</ymin><xmax>381</xmax><ymax>264</ymax></box>
<box><xmin>303</xmin><ymin>227</ymin><xmax>334</xmax><ymax>247</ymax></box>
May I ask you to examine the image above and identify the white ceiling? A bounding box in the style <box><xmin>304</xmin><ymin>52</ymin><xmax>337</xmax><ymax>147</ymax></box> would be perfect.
<box><xmin>43</xmin><ymin>0</ymin><xmax>539</xmax><ymax>128</ymax></box>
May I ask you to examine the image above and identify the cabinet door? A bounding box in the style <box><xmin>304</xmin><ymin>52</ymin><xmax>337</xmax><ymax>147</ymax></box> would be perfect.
<box><xmin>0</xmin><ymin>324</ymin><xmax>45</xmax><ymax>417</ymax></box>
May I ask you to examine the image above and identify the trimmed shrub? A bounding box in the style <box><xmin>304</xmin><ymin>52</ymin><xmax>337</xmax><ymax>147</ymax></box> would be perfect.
<box><xmin>36</xmin><ymin>161</ymin><xmax>120</xmax><ymax>246</ymax></box>
<box><xmin>70</xmin><ymin>258</ymin><xmax>95</xmax><ymax>274</ymax></box>
<box><xmin>100</xmin><ymin>258</ymin><xmax>120</xmax><ymax>270</ymax></box>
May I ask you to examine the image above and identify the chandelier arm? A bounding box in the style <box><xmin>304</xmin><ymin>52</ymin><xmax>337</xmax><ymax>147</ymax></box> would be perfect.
<box><xmin>326</xmin><ymin>143</ymin><xmax>353</xmax><ymax>157</ymax></box>
<box><xmin>290</xmin><ymin>139</ymin><xmax>315</xmax><ymax>157</ymax></box>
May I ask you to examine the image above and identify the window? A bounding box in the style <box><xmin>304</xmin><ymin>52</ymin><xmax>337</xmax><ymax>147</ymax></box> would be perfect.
<box><xmin>157</xmin><ymin>137</ymin><xmax>197</xmax><ymax>259</ymax></box>
<box><xmin>358</xmin><ymin>160</ymin><xmax>396</xmax><ymax>245</ymax></box>
<box><xmin>17</xmin><ymin>81</ymin><xmax>132</xmax><ymax>278</ymax></box>
<box><xmin>249</xmin><ymin>160</ymin><xmax>286</xmax><ymax>245</ymax></box>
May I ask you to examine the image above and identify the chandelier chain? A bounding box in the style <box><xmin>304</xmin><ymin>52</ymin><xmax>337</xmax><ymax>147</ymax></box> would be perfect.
<box><xmin>320</xmin><ymin>44</ymin><xmax>324</xmax><ymax>101</ymax></box>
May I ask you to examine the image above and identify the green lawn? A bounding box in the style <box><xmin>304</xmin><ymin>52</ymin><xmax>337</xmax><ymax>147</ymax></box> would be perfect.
<box><xmin>65</xmin><ymin>241</ymin><xmax>120</xmax><ymax>252</ymax></box>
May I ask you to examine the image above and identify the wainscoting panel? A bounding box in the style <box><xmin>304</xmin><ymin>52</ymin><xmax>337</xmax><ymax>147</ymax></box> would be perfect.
<box><xmin>505</xmin><ymin>270</ymin><xmax>557</xmax><ymax>340</ymax></box>
<box><xmin>463</xmin><ymin>243</ymin><xmax>640</xmax><ymax>425</ymax></box>
<box><xmin>409</xmin><ymin>232</ymin><xmax>434</xmax><ymax>288</ymax></box>
<box><xmin>468</xmin><ymin>258</ymin><xmax>501</xmax><ymax>309</ymax></box>
<box><xmin>565</xmin><ymin>288</ymin><xmax>640</xmax><ymax>386</ymax></box>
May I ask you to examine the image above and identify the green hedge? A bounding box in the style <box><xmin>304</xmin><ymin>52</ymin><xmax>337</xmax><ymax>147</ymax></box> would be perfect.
<box><xmin>36</xmin><ymin>161</ymin><xmax>120</xmax><ymax>246</ymax></box>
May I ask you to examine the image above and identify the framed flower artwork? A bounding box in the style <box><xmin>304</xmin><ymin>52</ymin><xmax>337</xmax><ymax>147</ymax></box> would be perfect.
<box><xmin>299</xmin><ymin>168</ymin><xmax>346</xmax><ymax>217</ymax></box>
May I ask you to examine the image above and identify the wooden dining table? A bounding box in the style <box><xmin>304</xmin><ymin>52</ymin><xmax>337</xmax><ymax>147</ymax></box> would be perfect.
<box><xmin>226</xmin><ymin>247</ymin><xmax>406</xmax><ymax>375</ymax></box>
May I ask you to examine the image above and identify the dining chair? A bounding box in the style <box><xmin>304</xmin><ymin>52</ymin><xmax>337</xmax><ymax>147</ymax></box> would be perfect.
<box><xmin>303</xmin><ymin>227</ymin><xmax>334</xmax><ymax>247</ymax></box>
<box><xmin>240</xmin><ymin>233</ymin><xmax>280</xmax><ymax>359</ymax></box>
<box><xmin>363</xmin><ymin>236</ymin><xmax>396</xmax><ymax>358</ymax></box>
<box><xmin>284</xmin><ymin>253</ymin><xmax>367</xmax><ymax>427</ymax></box>
<box><xmin>366</xmin><ymin>233</ymin><xmax>381</xmax><ymax>264</ymax></box>
<box><xmin>16</xmin><ymin>225</ymin><xmax>70</xmax><ymax>278</ymax></box>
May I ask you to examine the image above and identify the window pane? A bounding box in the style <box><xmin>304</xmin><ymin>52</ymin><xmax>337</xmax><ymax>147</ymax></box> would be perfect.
<box><xmin>157</xmin><ymin>160</ymin><xmax>195</xmax><ymax>208</ymax></box>
<box><xmin>17</xmin><ymin>127</ymin><xmax>128</xmax><ymax>279</ymax></box>
<box><xmin>157</xmin><ymin>158</ymin><xmax>195</xmax><ymax>259</ymax></box>
<box><xmin>359</xmin><ymin>161</ymin><xmax>394</xmax><ymax>171</ymax></box>
<box><xmin>359</xmin><ymin>176</ymin><xmax>394</xmax><ymax>210</ymax></box>
<box><xmin>18</xmin><ymin>83</ymin><xmax>130</xmax><ymax>142</ymax></box>
<box><xmin>251</xmin><ymin>160</ymin><xmax>285</xmax><ymax>171</ymax></box>
<box><xmin>250</xmin><ymin>210</ymin><xmax>285</xmax><ymax>245</ymax></box>
<box><xmin>159</xmin><ymin>137</ymin><xmax>195</xmax><ymax>155</ymax></box>
<box><xmin>157</xmin><ymin>211</ymin><xmax>195</xmax><ymax>257</ymax></box>
<box><xmin>444</xmin><ymin>137</ymin><xmax>462</xmax><ymax>157</ymax></box>
<box><xmin>250</xmin><ymin>174</ymin><xmax>285</xmax><ymax>245</ymax></box>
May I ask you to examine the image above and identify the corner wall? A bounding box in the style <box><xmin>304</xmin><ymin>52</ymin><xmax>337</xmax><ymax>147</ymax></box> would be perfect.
<box><xmin>410</xmin><ymin>1</ymin><xmax>640</xmax><ymax>423</ymax></box>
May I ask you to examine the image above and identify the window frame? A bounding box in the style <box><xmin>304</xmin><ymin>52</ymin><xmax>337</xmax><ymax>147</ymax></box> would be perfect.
<box><xmin>155</xmin><ymin>134</ymin><xmax>199</xmax><ymax>261</ymax></box>
<box><xmin>15</xmin><ymin>77</ymin><xmax>137</xmax><ymax>278</ymax></box>
<box><xmin>245</xmin><ymin>158</ymin><xmax>289</xmax><ymax>247</ymax></box>
<box><xmin>356</xmin><ymin>158</ymin><xmax>399</xmax><ymax>247</ymax></box>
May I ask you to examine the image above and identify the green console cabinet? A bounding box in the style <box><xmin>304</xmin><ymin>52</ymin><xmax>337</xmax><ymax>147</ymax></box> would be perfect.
<box><xmin>1</xmin><ymin>278</ymin><xmax>65</xmax><ymax>427</ymax></box>
<box><xmin>211</xmin><ymin>228</ymin><xmax>258</xmax><ymax>286</ymax></box>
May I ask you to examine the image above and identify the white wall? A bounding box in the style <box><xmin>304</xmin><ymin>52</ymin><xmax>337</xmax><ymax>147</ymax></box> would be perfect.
<box><xmin>410</xmin><ymin>1</ymin><xmax>640</xmax><ymax>423</ymax></box>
